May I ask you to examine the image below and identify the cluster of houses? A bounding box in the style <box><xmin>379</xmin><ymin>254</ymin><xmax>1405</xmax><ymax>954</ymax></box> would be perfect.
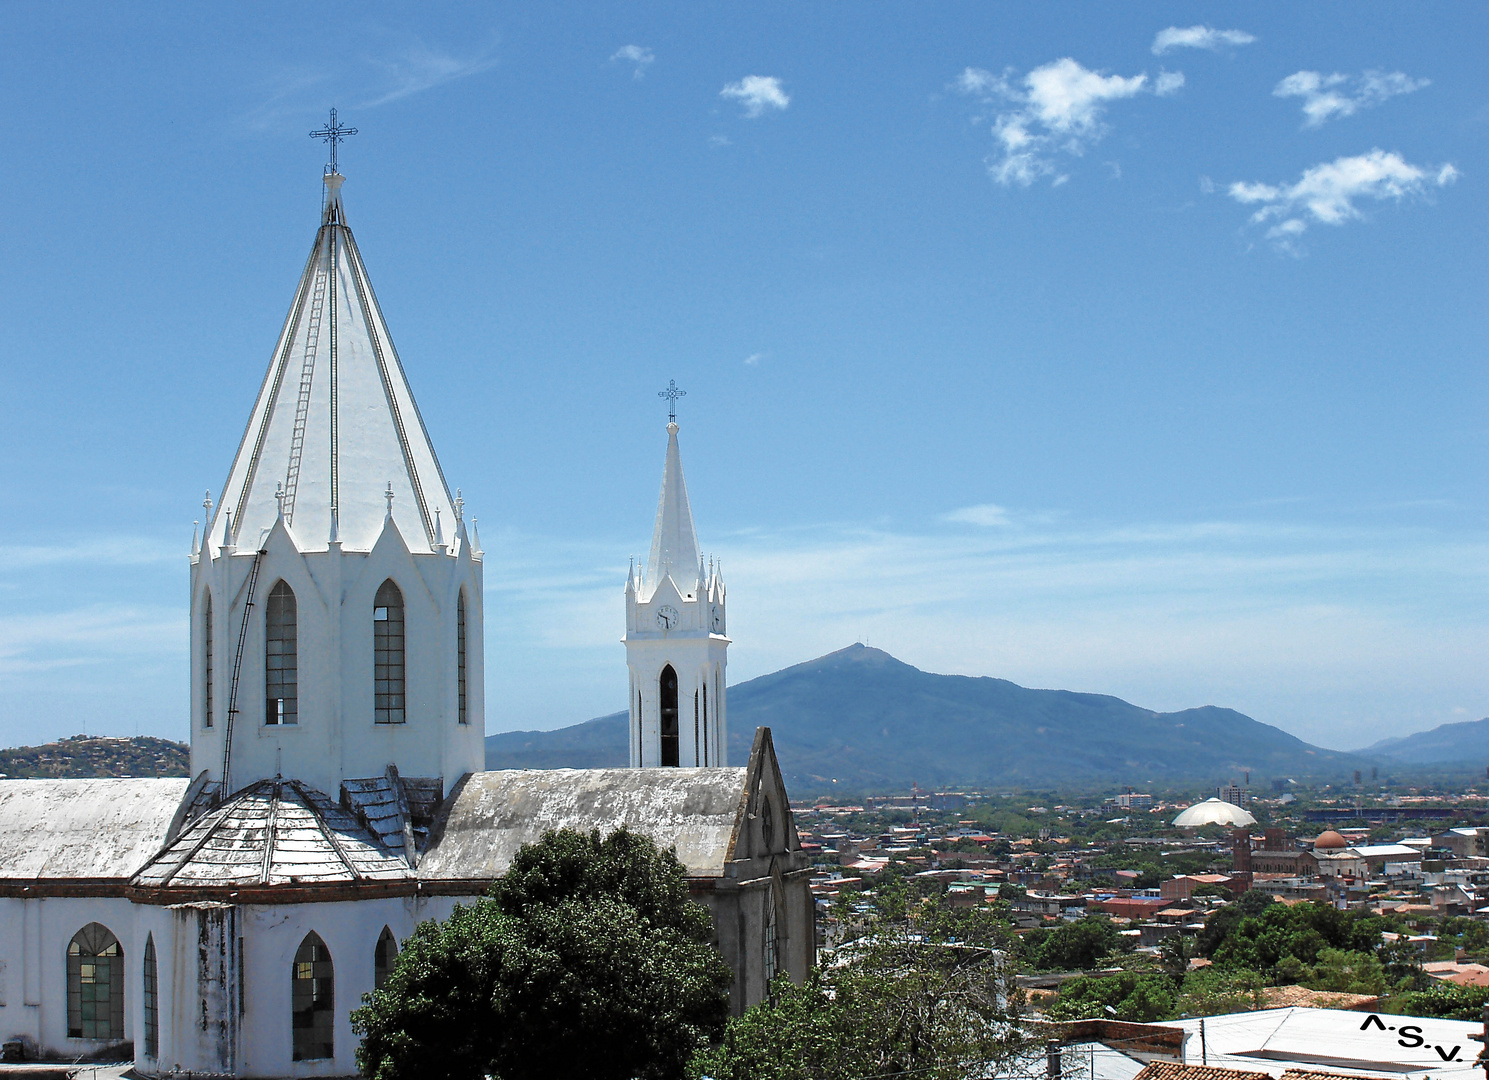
<box><xmin>793</xmin><ymin>795</ymin><xmax>1489</xmax><ymax>958</ymax></box>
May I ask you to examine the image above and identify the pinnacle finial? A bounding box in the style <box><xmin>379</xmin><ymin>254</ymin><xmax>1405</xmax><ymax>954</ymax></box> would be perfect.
<box><xmin>274</xmin><ymin>482</ymin><xmax>287</xmax><ymax>520</ymax></box>
<box><xmin>454</xmin><ymin>488</ymin><xmax>464</xmax><ymax>524</ymax></box>
<box><xmin>384</xmin><ymin>481</ymin><xmax>395</xmax><ymax>518</ymax></box>
<box><xmin>203</xmin><ymin>490</ymin><xmax>214</xmax><ymax>519</ymax></box>
<box><xmin>191</xmin><ymin>520</ymin><xmax>200</xmax><ymax>555</ymax></box>
<box><xmin>435</xmin><ymin>507</ymin><xmax>445</xmax><ymax>549</ymax></box>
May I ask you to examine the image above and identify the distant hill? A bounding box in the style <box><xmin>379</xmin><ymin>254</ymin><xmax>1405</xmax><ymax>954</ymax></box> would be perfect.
<box><xmin>0</xmin><ymin>735</ymin><xmax>190</xmax><ymax>779</ymax></box>
<box><xmin>487</xmin><ymin>644</ymin><xmax>1361</xmax><ymax>791</ymax></box>
<box><xmin>1365</xmin><ymin>717</ymin><xmax>1489</xmax><ymax>767</ymax></box>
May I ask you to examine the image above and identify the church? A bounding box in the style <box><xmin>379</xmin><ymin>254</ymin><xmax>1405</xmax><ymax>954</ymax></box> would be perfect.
<box><xmin>0</xmin><ymin>144</ymin><xmax>813</xmax><ymax>1075</ymax></box>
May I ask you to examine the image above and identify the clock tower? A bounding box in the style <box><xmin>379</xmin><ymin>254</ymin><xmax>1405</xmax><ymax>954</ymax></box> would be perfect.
<box><xmin>625</xmin><ymin>414</ymin><xmax>728</xmax><ymax>767</ymax></box>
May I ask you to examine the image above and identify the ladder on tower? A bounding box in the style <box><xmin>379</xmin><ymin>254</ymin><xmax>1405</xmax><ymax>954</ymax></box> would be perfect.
<box><xmin>281</xmin><ymin>242</ymin><xmax>330</xmax><ymax>526</ymax></box>
<box><xmin>220</xmin><ymin>550</ymin><xmax>264</xmax><ymax>793</ymax></box>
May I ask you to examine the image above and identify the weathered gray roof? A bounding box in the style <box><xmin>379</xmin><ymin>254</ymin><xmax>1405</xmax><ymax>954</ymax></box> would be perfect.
<box><xmin>132</xmin><ymin>778</ymin><xmax>409</xmax><ymax>894</ymax></box>
<box><xmin>0</xmin><ymin>778</ymin><xmax>189</xmax><ymax>880</ymax></box>
<box><xmin>419</xmin><ymin>767</ymin><xmax>747</xmax><ymax>881</ymax></box>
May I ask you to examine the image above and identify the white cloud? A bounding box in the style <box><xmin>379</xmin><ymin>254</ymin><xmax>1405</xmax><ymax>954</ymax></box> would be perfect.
<box><xmin>743</xmin><ymin>352</ymin><xmax>764</xmax><ymax>366</ymax></box>
<box><xmin>1275</xmin><ymin>69</ymin><xmax>1429</xmax><ymax>128</ymax></box>
<box><xmin>708</xmin><ymin>134</ymin><xmax>732</xmax><ymax>148</ymax></box>
<box><xmin>1152</xmin><ymin>26</ymin><xmax>1256</xmax><ymax>55</ymax></box>
<box><xmin>944</xmin><ymin>504</ymin><xmax>1010</xmax><ymax>527</ymax></box>
<box><xmin>1229</xmin><ymin>149</ymin><xmax>1459</xmax><ymax>250</ymax></box>
<box><xmin>957</xmin><ymin>58</ymin><xmax>1173</xmax><ymax>187</ymax></box>
<box><xmin>721</xmin><ymin>75</ymin><xmax>790</xmax><ymax>118</ymax></box>
<box><xmin>1155</xmin><ymin>71</ymin><xmax>1186</xmax><ymax>97</ymax></box>
<box><xmin>610</xmin><ymin>44</ymin><xmax>654</xmax><ymax>80</ymax></box>
<box><xmin>360</xmin><ymin>42</ymin><xmax>499</xmax><ymax>108</ymax></box>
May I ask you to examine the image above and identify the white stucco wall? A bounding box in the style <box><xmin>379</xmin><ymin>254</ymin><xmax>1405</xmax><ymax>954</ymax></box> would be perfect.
<box><xmin>137</xmin><ymin>893</ymin><xmax>470</xmax><ymax>1078</ymax></box>
<box><xmin>190</xmin><ymin>516</ymin><xmax>485</xmax><ymax>798</ymax></box>
<box><xmin>0</xmin><ymin>896</ymin><xmax>139</xmax><ymax>1059</ymax></box>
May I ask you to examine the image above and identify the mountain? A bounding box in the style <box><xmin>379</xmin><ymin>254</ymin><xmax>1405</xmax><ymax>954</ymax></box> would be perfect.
<box><xmin>1365</xmin><ymin>717</ymin><xmax>1489</xmax><ymax>766</ymax></box>
<box><xmin>0</xmin><ymin>735</ymin><xmax>190</xmax><ymax>778</ymax></box>
<box><xmin>486</xmin><ymin>644</ymin><xmax>1360</xmax><ymax>791</ymax></box>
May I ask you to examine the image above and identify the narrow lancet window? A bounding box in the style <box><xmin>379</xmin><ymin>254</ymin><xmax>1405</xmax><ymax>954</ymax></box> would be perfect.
<box><xmin>694</xmin><ymin>689</ymin><xmax>700</xmax><ymax>766</ymax></box>
<box><xmin>142</xmin><ymin>934</ymin><xmax>159</xmax><ymax>1058</ymax></box>
<box><xmin>292</xmin><ymin>933</ymin><xmax>334</xmax><ymax>1060</ymax></box>
<box><xmin>265</xmin><ymin>581</ymin><xmax>298</xmax><ymax>725</ymax></box>
<box><xmin>701</xmin><ymin>681</ymin><xmax>708</xmax><ymax>766</ymax></box>
<box><xmin>764</xmin><ymin>891</ymin><xmax>779</xmax><ymax>986</ymax></box>
<box><xmin>374</xmin><ymin>580</ymin><xmax>406</xmax><ymax>724</ymax></box>
<box><xmin>456</xmin><ymin>590</ymin><xmax>468</xmax><ymax>725</ymax></box>
<box><xmin>374</xmin><ymin>926</ymin><xmax>398</xmax><ymax>990</ymax></box>
<box><xmin>659</xmin><ymin>665</ymin><xmax>679</xmax><ymax>767</ymax></box>
<box><xmin>203</xmin><ymin>595</ymin><xmax>214</xmax><ymax>728</ymax></box>
<box><xmin>67</xmin><ymin>923</ymin><xmax>124</xmax><ymax>1040</ymax></box>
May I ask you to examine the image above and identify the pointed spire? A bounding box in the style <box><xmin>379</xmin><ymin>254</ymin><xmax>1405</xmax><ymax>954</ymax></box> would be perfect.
<box><xmin>191</xmin><ymin>521</ymin><xmax>200</xmax><ymax>555</ymax></box>
<box><xmin>643</xmin><ymin>421</ymin><xmax>701</xmax><ymax>601</ymax></box>
<box><xmin>470</xmin><ymin>518</ymin><xmax>483</xmax><ymax>556</ymax></box>
<box><xmin>625</xmin><ymin>556</ymin><xmax>637</xmax><ymax>596</ymax></box>
<box><xmin>434</xmin><ymin>506</ymin><xmax>445</xmax><ymax>551</ymax></box>
<box><xmin>209</xmin><ymin>166</ymin><xmax>453</xmax><ymax>554</ymax></box>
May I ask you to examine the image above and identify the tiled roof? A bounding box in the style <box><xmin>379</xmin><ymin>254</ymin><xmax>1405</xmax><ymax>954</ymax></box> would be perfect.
<box><xmin>1133</xmin><ymin>1061</ymin><xmax>1271</xmax><ymax>1080</ymax></box>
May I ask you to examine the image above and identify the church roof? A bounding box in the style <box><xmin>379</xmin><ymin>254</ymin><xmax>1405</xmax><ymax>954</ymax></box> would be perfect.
<box><xmin>418</xmin><ymin>766</ymin><xmax>748</xmax><ymax>882</ymax></box>
<box><xmin>130</xmin><ymin>777</ymin><xmax>410</xmax><ymax>901</ymax></box>
<box><xmin>0</xmin><ymin>778</ymin><xmax>189</xmax><ymax>883</ymax></box>
<box><xmin>207</xmin><ymin>172</ymin><xmax>451</xmax><ymax>555</ymax></box>
<box><xmin>642</xmin><ymin>421</ymin><xmax>701</xmax><ymax>601</ymax></box>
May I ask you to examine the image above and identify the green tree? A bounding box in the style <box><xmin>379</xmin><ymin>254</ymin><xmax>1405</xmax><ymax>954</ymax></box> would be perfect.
<box><xmin>1046</xmin><ymin>972</ymin><xmax>1177</xmax><ymax>1022</ymax></box>
<box><xmin>693</xmin><ymin>889</ymin><xmax>1032</xmax><ymax>1080</ymax></box>
<box><xmin>354</xmin><ymin>828</ymin><xmax>732</xmax><ymax>1080</ymax></box>
<box><xmin>1173</xmin><ymin>967</ymin><xmax>1267</xmax><ymax>1016</ymax></box>
<box><xmin>1025</xmin><ymin>915</ymin><xmax>1126</xmax><ymax>971</ymax></box>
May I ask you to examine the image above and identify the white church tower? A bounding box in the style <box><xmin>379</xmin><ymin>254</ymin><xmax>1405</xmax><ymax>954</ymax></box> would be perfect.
<box><xmin>191</xmin><ymin>138</ymin><xmax>485</xmax><ymax>798</ymax></box>
<box><xmin>625</xmin><ymin>386</ymin><xmax>729</xmax><ymax>767</ymax></box>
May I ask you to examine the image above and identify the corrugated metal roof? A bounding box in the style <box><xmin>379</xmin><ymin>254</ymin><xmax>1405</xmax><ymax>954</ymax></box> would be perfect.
<box><xmin>418</xmin><ymin>767</ymin><xmax>747</xmax><ymax>881</ymax></box>
<box><xmin>0</xmin><ymin>778</ymin><xmax>189</xmax><ymax>879</ymax></box>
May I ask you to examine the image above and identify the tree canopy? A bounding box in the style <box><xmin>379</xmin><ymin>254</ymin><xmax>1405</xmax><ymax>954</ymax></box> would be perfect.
<box><xmin>354</xmin><ymin>828</ymin><xmax>733</xmax><ymax>1080</ymax></box>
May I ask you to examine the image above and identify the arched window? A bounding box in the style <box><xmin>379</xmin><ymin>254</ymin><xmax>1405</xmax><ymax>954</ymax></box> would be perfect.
<box><xmin>456</xmin><ymin>590</ymin><xmax>468</xmax><ymax>725</ymax></box>
<box><xmin>142</xmin><ymin>933</ymin><xmax>159</xmax><ymax>1058</ymax></box>
<box><xmin>67</xmin><ymin>923</ymin><xmax>123</xmax><ymax>1040</ymax></box>
<box><xmin>374</xmin><ymin>580</ymin><xmax>405</xmax><ymax>724</ymax></box>
<box><xmin>701</xmin><ymin>681</ymin><xmax>708</xmax><ymax>766</ymax></box>
<box><xmin>203</xmin><ymin>595</ymin><xmax>214</xmax><ymax>728</ymax></box>
<box><xmin>374</xmin><ymin>927</ymin><xmax>398</xmax><ymax>990</ymax></box>
<box><xmin>694</xmin><ymin>689</ymin><xmax>700</xmax><ymax>766</ymax></box>
<box><xmin>763</xmin><ymin>890</ymin><xmax>779</xmax><ymax>986</ymax></box>
<box><xmin>265</xmin><ymin>581</ymin><xmax>297</xmax><ymax>726</ymax></box>
<box><xmin>292</xmin><ymin>933</ymin><xmax>334</xmax><ymax>1061</ymax></box>
<box><xmin>659</xmin><ymin>665</ymin><xmax>679</xmax><ymax>767</ymax></box>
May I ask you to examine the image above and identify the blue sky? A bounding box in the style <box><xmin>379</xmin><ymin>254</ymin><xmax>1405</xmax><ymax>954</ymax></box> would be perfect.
<box><xmin>0</xmin><ymin>4</ymin><xmax>1484</xmax><ymax>753</ymax></box>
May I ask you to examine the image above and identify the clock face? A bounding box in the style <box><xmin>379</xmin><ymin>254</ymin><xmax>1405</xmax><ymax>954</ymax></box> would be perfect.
<box><xmin>656</xmin><ymin>605</ymin><xmax>680</xmax><ymax>630</ymax></box>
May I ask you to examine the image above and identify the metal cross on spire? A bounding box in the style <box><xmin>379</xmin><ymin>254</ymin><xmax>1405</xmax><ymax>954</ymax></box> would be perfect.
<box><xmin>310</xmin><ymin>108</ymin><xmax>358</xmax><ymax>175</ymax></box>
<box><xmin>658</xmin><ymin>379</ymin><xmax>687</xmax><ymax>423</ymax></box>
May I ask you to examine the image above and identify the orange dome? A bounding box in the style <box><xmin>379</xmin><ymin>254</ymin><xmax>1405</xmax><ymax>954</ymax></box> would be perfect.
<box><xmin>1313</xmin><ymin>829</ymin><xmax>1347</xmax><ymax>850</ymax></box>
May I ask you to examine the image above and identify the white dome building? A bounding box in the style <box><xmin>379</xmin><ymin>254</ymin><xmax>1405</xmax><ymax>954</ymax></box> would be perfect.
<box><xmin>1172</xmin><ymin>797</ymin><xmax>1257</xmax><ymax>829</ymax></box>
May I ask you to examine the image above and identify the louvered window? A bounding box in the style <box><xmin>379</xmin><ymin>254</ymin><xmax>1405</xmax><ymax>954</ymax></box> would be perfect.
<box><xmin>456</xmin><ymin>590</ymin><xmax>468</xmax><ymax>725</ymax></box>
<box><xmin>374</xmin><ymin>580</ymin><xmax>405</xmax><ymax>724</ymax></box>
<box><xmin>265</xmin><ymin>581</ymin><xmax>297</xmax><ymax>725</ymax></box>
<box><xmin>659</xmin><ymin>665</ymin><xmax>679</xmax><ymax>767</ymax></box>
<box><xmin>203</xmin><ymin>595</ymin><xmax>214</xmax><ymax>728</ymax></box>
